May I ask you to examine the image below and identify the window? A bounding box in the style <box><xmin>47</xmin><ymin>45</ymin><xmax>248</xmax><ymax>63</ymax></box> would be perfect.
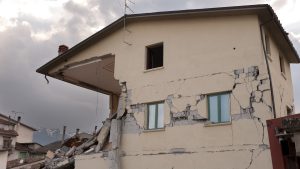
<box><xmin>146</xmin><ymin>102</ymin><xmax>164</xmax><ymax>129</ymax></box>
<box><xmin>3</xmin><ymin>137</ymin><xmax>12</xmax><ymax>149</ymax></box>
<box><xmin>279</xmin><ymin>56</ymin><xmax>285</xmax><ymax>74</ymax></box>
<box><xmin>146</xmin><ymin>43</ymin><xmax>163</xmax><ymax>69</ymax></box>
<box><xmin>208</xmin><ymin>93</ymin><xmax>231</xmax><ymax>123</ymax></box>
<box><xmin>265</xmin><ymin>33</ymin><xmax>271</xmax><ymax>56</ymax></box>
<box><xmin>287</xmin><ymin>106</ymin><xmax>292</xmax><ymax>115</ymax></box>
<box><xmin>19</xmin><ymin>152</ymin><xmax>28</xmax><ymax>159</ymax></box>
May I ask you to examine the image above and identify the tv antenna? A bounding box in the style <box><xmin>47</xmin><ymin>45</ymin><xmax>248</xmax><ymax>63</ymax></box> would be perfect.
<box><xmin>123</xmin><ymin>0</ymin><xmax>135</xmax><ymax>45</ymax></box>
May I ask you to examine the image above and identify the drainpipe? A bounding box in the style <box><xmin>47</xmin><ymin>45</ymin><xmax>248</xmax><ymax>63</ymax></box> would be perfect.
<box><xmin>259</xmin><ymin>18</ymin><xmax>277</xmax><ymax>119</ymax></box>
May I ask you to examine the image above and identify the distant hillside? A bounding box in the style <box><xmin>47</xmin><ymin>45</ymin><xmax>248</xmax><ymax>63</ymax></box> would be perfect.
<box><xmin>33</xmin><ymin>128</ymin><xmax>72</xmax><ymax>145</ymax></box>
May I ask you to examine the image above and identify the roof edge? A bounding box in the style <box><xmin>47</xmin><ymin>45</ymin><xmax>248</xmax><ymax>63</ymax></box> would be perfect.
<box><xmin>264</xmin><ymin>5</ymin><xmax>300</xmax><ymax>63</ymax></box>
<box><xmin>36</xmin><ymin>4</ymin><xmax>299</xmax><ymax>74</ymax></box>
<box><xmin>0</xmin><ymin>113</ymin><xmax>37</xmax><ymax>131</ymax></box>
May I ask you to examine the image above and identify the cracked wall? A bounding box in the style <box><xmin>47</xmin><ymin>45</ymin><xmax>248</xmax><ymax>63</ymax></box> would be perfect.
<box><xmin>68</xmin><ymin>14</ymin><xmax>296</xmax><ymax>169</ymax></box>
<box><xmin>116</xmin><ymin>16</ymin><xmax>284</xmax><ymax>169</ymax></box>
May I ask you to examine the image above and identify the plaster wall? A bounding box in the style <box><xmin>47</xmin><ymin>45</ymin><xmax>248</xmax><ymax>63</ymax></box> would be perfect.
<box><xmin>75</xmin><ymin>153</ymin><xmax>108</xmax><ymax>169</ymax></box>
<box><xmin>0</xmin><ymin>151</ymin><xmax>8</xmax><ymax>169</ymax></box>
<box><xmin>49</xmin><ymin>15</ymin><xmax>295</xmax><ymax>169</ymax></box>
<box><xmin>15</xmin><ymin>125</ymin><xmax>34</xmax><ymax>143</ymax></box>
<box><xmin>264</xmin><ymin>30</ymin><xmax>295</xmax><ymax>118</ymax></box>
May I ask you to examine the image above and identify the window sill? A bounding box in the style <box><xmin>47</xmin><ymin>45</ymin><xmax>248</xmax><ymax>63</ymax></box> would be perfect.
<box><xmin>144</xmin><ymin>66</ymin><xmax>164</xmax><ymax>73</ymax></box>
<box><xmin>281</xmin><ymin>72</ymin><xmax>287</xmax><ymax>80</ymax></box>
<box><xmin>143</xmin><ymin>127</ymin><xmax>165</xmax><ymax>133</ymax></box>
<box><xmin>204</xmin><ymin>121</ymin><xmax>232</xmax><ymax>127</ymax></box>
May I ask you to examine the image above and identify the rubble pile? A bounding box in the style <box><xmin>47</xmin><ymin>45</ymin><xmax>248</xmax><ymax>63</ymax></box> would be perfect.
<box><xmin>43</xmin><ymin>119</ymin><xmax>112</xmax><ymax>169</ymax></box>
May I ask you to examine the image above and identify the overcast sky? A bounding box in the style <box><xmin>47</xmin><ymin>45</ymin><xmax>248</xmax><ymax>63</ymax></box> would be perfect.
<box><xmin>0</xmin><ymin>0</ymin><xmax>299</xmax><ymax>134</ymax></box>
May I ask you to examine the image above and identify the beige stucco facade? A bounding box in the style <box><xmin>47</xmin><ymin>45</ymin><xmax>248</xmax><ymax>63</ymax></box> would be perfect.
<box><xmin>0</xmin><ymin>115</ymin><xmax>36</xmax><ymax>163</ymax></box>
<box><xmin>0</xmin><ymin>151</ymin><xmax>8</xmax><ymax>169</ymax></box>
<box><xmin>15</xmin><ymin>124</ymin><xmax>34</xmax><ymax>143</ymax></box>
<box><xmin>39</xmin><ymin>6</ymin><xmax>299</xmax><ymax>169</ymax></box>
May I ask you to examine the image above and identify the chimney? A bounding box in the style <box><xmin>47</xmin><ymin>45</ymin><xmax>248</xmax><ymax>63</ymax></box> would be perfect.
<box><xmin>58</xmin><ymin>45</ymin><xmax>69</xmax><ymax>55</ymax></box>
<box><xmin>17</xmin><ymin>116</ymin><xmax>21</xmax><ymax>123</ymax></box>
<box><xmin>61</xmin><ymin>126</ymin><xmax>66</xmax><ymax>145</ymax></box>
<box><xmin>76</xmin><ymin>128</ymin><xmax>80</xmax><ymax>135</ymax></box>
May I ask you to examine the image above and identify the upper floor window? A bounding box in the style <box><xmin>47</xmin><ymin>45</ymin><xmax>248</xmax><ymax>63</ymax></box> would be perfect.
<box><xmin>279</xmin><ymin>55</ymin><xmax>285</xmax><ymax>75</ymax></box>
<box><xmin>287</xmin><ymin>106</ymin><xmax>292</xmax><ymax>115</ymax></box>
<box><xmin>3</xmin><ymin>137</ymin><xmax>12</xmax><ymax>149</ymax></box>
<box><xmin>146</xmin><ymin>43</ymin><xmax>163</xmax><ymax>70</ymax></box>
<box><xmin>208</xmin><ymin>92</ymin><xmax>231</xmax><ymax>123</ymax></box>
<box><xmin>146</xmin><ymin>102</ymin><xmax>164</xmax><ymax>129</ymax></box>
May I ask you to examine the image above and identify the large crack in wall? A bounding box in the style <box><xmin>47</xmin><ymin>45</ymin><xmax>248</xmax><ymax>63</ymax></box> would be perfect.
<box><xmin>119</xmin><ymin>65</ymin><xmax>282</xmax><ymax>168</ymax></box>
<box><xmin>123</xmin><ymin>65</ymin><xmax>275</xmax><ymax>131</ymax></box>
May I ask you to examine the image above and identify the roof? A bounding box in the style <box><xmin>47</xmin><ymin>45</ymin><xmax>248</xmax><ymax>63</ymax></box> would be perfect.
<box><xmin>37</xmin><ymin>4</ymin><xmax>300</xmax><ymax>74</ymax></box>
<box><xmin>0</xmin><ymin>118</ymin><xmax>16</xmax><ymax>125</ymax></box>
<box><xmin>0</xmin><ymin>113</ymin><xmax>37</xmax><ymax>131</ymax></box>
<box><xmin>15</xmin><ymin>142</ymin><xmax>43</xmax><ymax>152</ymax></box>
<box><xmin>35</xmin><ymin>140</ymin><xmax>61</xmax><ymax>153</ymax></box>
<box><xmin>0</xmin><ymin>129</ymin><xmax>18</xmax><ymax>137</ymax></box>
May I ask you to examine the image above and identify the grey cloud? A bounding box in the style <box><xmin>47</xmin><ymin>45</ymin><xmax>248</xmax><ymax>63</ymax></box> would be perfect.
<box><xmin>271</xmin><ymin>0</ymin><xmax>293</xmax><ymax>10</ymax></box>
<box><xmin>16</xmin><ymin>14</ymin><xmax>53</xmax><ymax>33</ymax></box>
<box><xmin>0</xmin><ymin>8</ymin><xmax>109</xmax><ymax>133</ymax></box>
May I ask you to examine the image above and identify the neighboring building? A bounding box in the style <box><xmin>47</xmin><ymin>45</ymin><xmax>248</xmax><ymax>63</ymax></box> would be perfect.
<box><xmin>14</xmin><ymin>142</ymin><xmax>44</xmax><ymax>159</ymax></box>
<box><xmin>0</xmin><ymin>113</ymin><xmax>38</xmax><ymax>163</ymax></box>
<box><xmin>0</xmin><ymin>150</ymin><xmax>8</xmax><ymax>169</ymax></box>
<box><xmin>37</xmin><ymin>4</ymin><xmax>299</xmax><ymax>169</ymax></box>
<box><xmin>0</xmin><ymin>116</ymin><xmax>19</xmax><ymax>168</ymax></box>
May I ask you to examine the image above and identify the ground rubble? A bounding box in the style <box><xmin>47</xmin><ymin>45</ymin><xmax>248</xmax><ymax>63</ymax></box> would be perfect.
<box><xmin>42</xmin><ymin>119</ymin><xmax>112</xmax><ymax>169</ymax></box>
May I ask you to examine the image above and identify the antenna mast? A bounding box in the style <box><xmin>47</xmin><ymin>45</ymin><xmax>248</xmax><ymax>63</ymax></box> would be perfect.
<box><xmin>123</xmin><ymin>0</ymin><xmax>134</xmax><ymax>45</ymax></box>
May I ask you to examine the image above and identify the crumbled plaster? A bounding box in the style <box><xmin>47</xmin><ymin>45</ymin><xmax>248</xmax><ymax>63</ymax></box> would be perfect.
<box><xmin>122</xmin><ymin>113</ymin><xmax>143</xmax><ymax>134</ymax></box>
<box><xmin>120</xmin><ymin>65</ymin><xmax>277</xmax><ymax>168</ymax></box>
<box><xmin>166</xmin><ymin>95</ymin><xmax>207</xmax><ymax>126</ymax></box>
<box><xmin>123</xmin><ymin>65</ymin><xmax>275</xmax><ymax>133</ymax></box>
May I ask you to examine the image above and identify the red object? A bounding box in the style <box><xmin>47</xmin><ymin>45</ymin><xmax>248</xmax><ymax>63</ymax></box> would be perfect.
<box><xmin>58</xmin><ymin>45</ymin><xmax>69</xmax><ymax>55</ymax></box>
<box><xmin>267</xmin><ymin>114</ymin><xmax>300</xmax><ymax>169</ymax></box>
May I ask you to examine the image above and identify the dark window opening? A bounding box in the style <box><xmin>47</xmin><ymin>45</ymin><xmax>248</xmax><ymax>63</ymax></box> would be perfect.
<box><xmin>146</xmin><ymin>43</ymin><xmax>163</xmax><ymax>69</ymax></box>
<box><xmin>287</xmin><ymin>106</ymin><xmax>292</xmax><ymax>115</ymax></box>
<box><xmin>3</xmin><ymin>137</ymin><xmax>12</xmax><ymax>149</ymax></box>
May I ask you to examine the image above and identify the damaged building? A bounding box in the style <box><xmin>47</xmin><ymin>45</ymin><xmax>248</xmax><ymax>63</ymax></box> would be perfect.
<box><xmin>36</xmin><ymin>5</ymin><xmax>299</xmax><ymax>169</ymax></box>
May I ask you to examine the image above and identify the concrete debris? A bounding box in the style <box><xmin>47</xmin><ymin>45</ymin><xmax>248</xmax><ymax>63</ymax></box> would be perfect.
<box><xmin>95</xmin><ymin>119</ymin><xmax>111</xmax><ymax>152</ymax></box>
<box><xmin>65</xmin><ymin>146</ymin><xmax>76</xmax><ymax>157</ymax></box>
<box><xmin>41</xmin><ymin>114</ymin><xmax>123</xmax><ymax>169</ymax></box>
<box><xmin>42</xmin><ymin>131</ymin><xmax>101</xmax><ymax>169</ymax></box>
<box><xmin>46</xmin><ymin>151</ymin><xmax>55</xmax><ymax>160</ymax></box>
<box><xmin>117</xmin><ymin>82</ymin><xmax>127</xmax><ymax>118</ymax></box>
<box><xmin>84</xmin><ymin>147</ymin><xmax>95</xmax><ymax>154</ymax></box>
